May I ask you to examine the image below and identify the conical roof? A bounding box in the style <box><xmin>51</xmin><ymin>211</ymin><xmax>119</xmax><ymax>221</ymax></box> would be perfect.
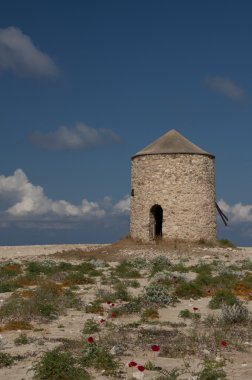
<box><xmin>132</xmin><ymin>129</ymin><xmax>214</xmax><ymax>158</ymax></box>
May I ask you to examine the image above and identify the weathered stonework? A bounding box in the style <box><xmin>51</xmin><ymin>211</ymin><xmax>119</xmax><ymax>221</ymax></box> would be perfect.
<box><xmin>130</xmin><ymin>153</ymin><xmax>216</xmax><ymax>242</ymax></box>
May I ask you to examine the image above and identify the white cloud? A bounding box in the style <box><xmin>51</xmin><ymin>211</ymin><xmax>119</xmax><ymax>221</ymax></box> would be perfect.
<box><xmin>0</xmin><ymin>169</ymin><xmax>104</xmax><ymax>219</ymax></box>
<box><xmin>0</xmin><ymin>169</ymin><xmax>129</xmax><ymax>230</ymax></box>
<box><xmin>218</xmin><ymin>199</ymin><xmax>252</xmax><ymax>223</ymax></box>
<box><xmin>114</xmin><ymin>195</ymin><xmax>130</xmax><ymax>213</ymax></box>
<box><xmin>0</xmin><ymin>26</ymin><xmax>58</xmax><ymax>77</ymax></box>
<box><xmin>30</xmin><ymin>123</ymin><xmax>121</xmax><ymax>151</ymax></box>
<box><xmin>205</xmin><ymin>76</ymin><xmax>245</xmax><ymax>101</ymax></box>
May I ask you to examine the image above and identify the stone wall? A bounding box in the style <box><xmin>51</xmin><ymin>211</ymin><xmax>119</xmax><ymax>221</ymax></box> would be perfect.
<box><xmin>130</xmin><ymin>154</ymin><xmax>216</xmax><ymax>242</ymax></box>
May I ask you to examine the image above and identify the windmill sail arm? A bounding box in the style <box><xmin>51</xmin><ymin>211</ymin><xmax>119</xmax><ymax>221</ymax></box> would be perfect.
<box><xmin>215</xmin><ymin>201</ymin><xmax>228</xmax><ymax>226</ymax></box>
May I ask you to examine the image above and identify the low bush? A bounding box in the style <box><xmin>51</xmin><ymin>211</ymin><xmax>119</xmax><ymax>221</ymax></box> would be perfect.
<box><xmin>209</xmin><ymin>290</ymin><xmax>239</xmax><ymax>309</ymax></box>
<box><xmin>113</xmin><ymin>282</ymin><xmax>131</xmax><ymax>301</ymax></box>
<box><xmin>174</xmin><ymin>281</ymin><xmax>203</xmax><ymax>299</ymax></box>
<box><xmin>32</xmin><ymin>347</ymin><xmax>91</xmax><ymax>380</ymax></box>
<box><xmin>150</xmin><ymin>256</ymin><xmax>172</xmax><ymax>276</ymax></box>
<box><xmin>218</xmin><ymin>239</ymin><xmax>236</xmax><ymax>248</ymax></box>
<box><xmin>221</xmin><ymin>303</ymin><xmax>249</xmax><ymax>323</ymax></box>
<box><xmin>0</xmin><ymin>263</ymin><xmax>22</xmax><ymax>278</ymax></box>
<box><xmin>14</xmin><ymin>332</ymin><xmax>30</xmax><ymax>345</ymax></box>
<box><xmin>197</xmin><ymin>357</ymin><xmax>227</xmax><ymax>379</ymax></box>
<box><xmin>25</xmin><ymin>261</ymin><xmax>57</xmax><ymax>275</ymax></box>
<box><xmin>62</xmin><ymin>272</ymin><xmax>95</xmax><ymax>286</ymax></box>
<box><xmin>85</xmin><ymin>300</ymin><xmax>104</xmax><ymax>314</ymax></box>
<box><xmin>114</xmin><ymin>260</ymin><xmax>141</xmax><ymax>278</ymax></box>
<box><xmin>143</xmin><ymin>284</ymin><xmax>176</xmax><ymax>306</ymax></box>
<box><xmin>179</xmin><ymin>309</ymin><xmax>201</xmax><ymax>320</ymax></box>
<box><xmin>0</xmin><ymin>282</ymin><xmax>79</xmax><ymax>322</ymax></box>
<box><xmin>0</xmin><ymin>352</ymin><xmax>15</xmax><ymax>368</ymax></box>
<box><xmin>82</xmin><ymin>319</ymin><xmax>101</xmax><ymax>334</ymax></box>
<box><xmin>141</xmin><ymin>307</ymin><xmax>159</xmax><ymax>320</ymax></box>
<box><xmin>81</xmin><ymin>338</ymin><xmax>121</xmax><ymax>375</ymax></box>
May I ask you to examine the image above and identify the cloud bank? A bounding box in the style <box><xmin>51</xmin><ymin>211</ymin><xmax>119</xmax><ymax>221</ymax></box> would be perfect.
<box><xmin>218</xmin><ymin>199</ymin><xmax>252</xmax><ymax>223</ymax></box>
<box><xmin>30</xmin><ymin>123</ymin><xmax>121</xmax><ymax>151</ymax></box>
<box><xmin>205</xmin><ymin>76</ymin><xmax>245</xmax><ymax>101</ymax></box>
<box><xmin>0</xmin><ymin>26</ymin><xmax>58</xmax><ymax>77</ymax></box>
<box><xmin>0</xmin><ymin>169</ymin><xmax>129</xmax><ymax>230</ymax></box>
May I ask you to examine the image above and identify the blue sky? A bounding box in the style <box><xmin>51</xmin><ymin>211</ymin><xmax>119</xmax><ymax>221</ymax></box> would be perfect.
<box><xmin>0</xmin><ymin>0</ymin><xmax>252</xmax><ymax>246</ymax></box>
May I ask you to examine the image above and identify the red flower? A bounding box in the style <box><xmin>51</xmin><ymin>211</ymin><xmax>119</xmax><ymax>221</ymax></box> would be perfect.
<box><xmin>87</xmin><ymin>337</ymin><xmax>94</xmax><ymax>343</ymax></box>
<box><xmin>221</xmin><ymin>340</ymin><xmax>228</xmax><ymax>347</ymax></box>
<box><xmin>111</xmin><ymin>303</ymin><xmax>115</xmax><ymax>307</ymax></box>
<box><xmin>100</xmin><ymin>318</ymin><xmax>106</xmax><ymax>323</ymax></box>
<box><xmin>193</xmin><ymin>307</ymin><xmax>199</xmax><ymax>311</ymax></box>
<box><xmin>137</xmin><ymin>365</ymin><xmax>145</xmax><ymax>372</ymax></box>
<box><xmin>107</xmin><ymin>301</ymin><xmax>111</xmax><ymax>304</ymax></box>
<box><xmin>111</xmin><ymin>312</ymin><xmax>116</xmax><ymax>318</ymax></box>
<box><xmin>128</xmin><ymin>361</ymin><xmax>137</xmax><ymax>367</ymax></box>
<box><xmin>151</xmin><ymin>344</ymin><xmax>160</xmax><ymax>352</ymax></box>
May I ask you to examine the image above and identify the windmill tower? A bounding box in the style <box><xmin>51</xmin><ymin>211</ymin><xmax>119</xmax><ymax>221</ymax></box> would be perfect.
<box><xmin>130</xmin><ymin>129</ymin><xmax>216</xmax><ymax>242</ymax></box>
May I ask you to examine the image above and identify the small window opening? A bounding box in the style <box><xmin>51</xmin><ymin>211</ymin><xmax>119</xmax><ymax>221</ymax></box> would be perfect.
<box><xmin>150</xmin><ymin>204</ymin><xmax>163</xmax><ymax>240</ymax></box>
<box><xmin>131</xmin><ymin>189</ymin><xmax>134</xmax><ymax>196</ymax></box>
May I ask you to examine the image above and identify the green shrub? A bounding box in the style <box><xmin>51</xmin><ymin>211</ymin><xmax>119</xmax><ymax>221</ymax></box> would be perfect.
<box><xmin>0</xmin><ymin>352</ymin><xmax>15</xmax><ymax>368</ymax></box>
<box><xmin>150</xmin><ymin>256</ymin><xmax>172</xmax><ymax>276</ymax></box>
<box><xmin>114</xmin><ymin>260</ymin><xmax>141</xmax><ymax>278</ymax></box>
<box><xmin>57</xmin><ymin>262</ymin><xmax>74</xmax><ymax>271</ymax></box>
<box><xmin>62</xmin><ymin>272</ymin><xmax>95</xmax><ymax>286</ymax></box>
<box><xmin>85</xmin><ymin>300</ymin><xmax>104</xmax><ymax>314</ymax></box>
<box><xmin>76</xmin><ymin>262</ymin><xmax>101</xmax><ymax>276</ymax></box>
<box><xmin>218</xmin><ymin>239</ymin><xmax>236</xmax><ymax>248</ymax></box>
<box><xmin>143</xmin><ymin>284</ymin><xmax>176</xmax><ymax>306</ymax></box>
<box><xmin>0</xmin><ymin>263</ymin><xmax>22</xmax><ymax>278</ymax></box>
<box><xmin>113</xmin><ymin>282</ymin><xmax>131</xmax><ymax>301</ymax></box>
<box><xmin>82</xmin><ymin>319</ymin><xmax>101</xmax><ymax>334</ymax></box>
<box><xmin>14</xmin><ymin>332</ymin><xmax>30</xmax><ymax>345</ymax></box>
<box><xmin>32</xmin><ymin>347</ymin><xmax>91</xmax><ymax>380</ymax></box>
<box><xmin>174</xmin><ymin>281</ymin><xmax>203</xmax><ymax>299</ymax></box>
<box><xmin>179</xmin><ymin>309</ymin><xmax>200</xmax><ymax>320</ymax></box>
<box><xmin>191</xmin><ymin>263</ymin><xmax>213</xmax><ymax>275</ymax></box>
<box><xmin>26</xmin><ymin>261</ymin><xmax>57</xmax><ymax>275</ymax></box>
<box><xmin>151</xmin><ymin>271</ymin><xmax>173</xmax><ymax>286</ymax></box>
<box><xmin>221</xmin><ymin>303</ymin><xmax>249</xmax><ymax>323</ymax></box>
<box><xmin>238</xmin><ymin>259</ymin><xmax>252</xmax><ymax>270</ymax></box>
<box><xmin>0</xmin><ymin>282</ymin><xmax>20</xmax><ymax>293</ymax></box>
<box><xmin>209</xmin><ymin>290</ymin><xmax>239</xmax><ymax>309</ymax></box>
<box><xmin>0</xmin><ymin>282</ymin><xmax>79</xmax><ymax>322</ymax></box>
<box><xmin>131</xmin><ymin>257</ymin><xmax>148</xmax><ymax>269</ymax></box>
<box><xmin>155</xmin><ymin>368</ymin><xmax>181</xmax><ymax>380</ymax></box>
<box><xmin>81</xmin><ymin>340</ymin><xmax>120</xmax><ymax>374</ymax></box>
<box><xmin>117</xmin><ymin>298</ymin><xmax>142</xmax><ymax>314</ymax></box>
<box><xmin>197</xmin><ymin>357</ymin><xmax>227</xmax><ymax>379</ymax></box>
<box><xmin>141</xmin><ymin>307</ymin><xmax>159</xmax><ymax>320</ymax></box>
<box><xmin>170</xmin><ymin>263</ymin><xmax>189</xmax><ymax>273</ymax></box>
<box><xmin>127</xmin><ymin>279</ymin><xmax>141</xmax><ymax>288</ymax></box>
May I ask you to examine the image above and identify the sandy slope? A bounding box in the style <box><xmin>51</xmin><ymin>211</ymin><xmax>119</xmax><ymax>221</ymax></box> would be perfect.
<box><xmin>0</xmin><ymin>244</ymin><xmax>252</xmax><ymax>379</ymax></box>
<box><xmin>0</xmin><ymin>244</ymin><xmax>106</xmax><ymax>260</ymax></box>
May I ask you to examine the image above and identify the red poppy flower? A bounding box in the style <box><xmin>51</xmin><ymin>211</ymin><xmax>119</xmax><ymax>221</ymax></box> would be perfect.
<box><xmin>111</xmin><ymin>312</ymin><xmax>116</xmax><ymax>318</ymax></box>
<box><xmin>111</xmin><ymin>303</ymin><xmax>115</xmax><ymax>307</ymax></box>
<box><xmin>151</xmin><ymin>344</ymin><xmax>160</xmax><ymax>352</ymax></box>
<box><xmin>100</xmin><ymin>318</ymin><xmax>106</xmax><ymax>323</ymax></box>
<box><xmin>221</xmin><ymin>340</ymin><xmax>228</xmax><ymax>347</ymax></box>
<box><xmin>87</xmin><ymin>337</ymin><xmax>94</xmax><ymax>343</ymax></box>
<box><xmin>107</xmin><ymin>301</ymin><xmax>111</xmax><ymax>304</ymax></box>
<box><xmin>137</xmin><ymin>365</ymin><xmax>145</xmax><ymax>372</ymax></box>
<box><xmin>128</xmin><ymin>361</ymin><xmax>137</xmax><ymax>367</ymax></box>
<box><xmin>193</xmin><ymin>307</ymin><xmax>199</xmax><ymax>311</ymax></box>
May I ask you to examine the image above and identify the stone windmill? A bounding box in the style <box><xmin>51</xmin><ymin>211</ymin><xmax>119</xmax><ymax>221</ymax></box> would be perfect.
<box><xmin>130</xmin><ymin>129</ymin><xmax>217</xmax><ymax>242</ymax></box>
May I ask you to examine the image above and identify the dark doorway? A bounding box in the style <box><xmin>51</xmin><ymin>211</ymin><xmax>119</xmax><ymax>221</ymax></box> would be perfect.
<box><xmin>150</xmin><ymin>205</ymin><xmax>163</xmax><ymax>240</ymax></box>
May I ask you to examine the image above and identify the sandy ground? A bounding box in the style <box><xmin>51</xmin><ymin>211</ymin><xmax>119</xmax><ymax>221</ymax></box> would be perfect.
<box><xmin>0</xmin><ymin>244</ymin><xmax>106</xmax><ymax>260</ymax></box>
<box><xmin>0</xmin><ymin>243</ymin><xmax>252</xmax><ymax>379</ymax></box>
